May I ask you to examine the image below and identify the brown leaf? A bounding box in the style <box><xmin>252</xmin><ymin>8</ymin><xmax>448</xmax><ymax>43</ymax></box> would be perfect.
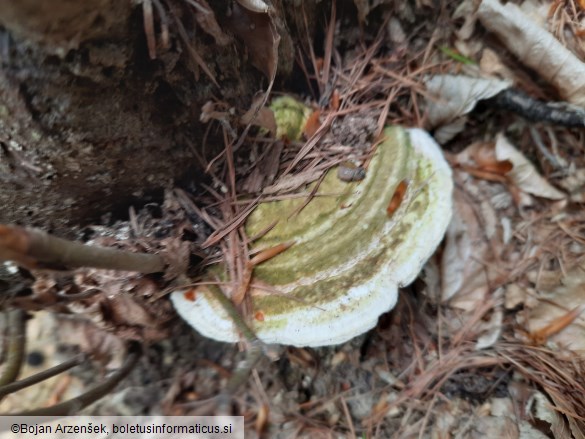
<box><xmin>255</xmin><ymin>404</ymin><xmax>269</xmax><ymax>435</ymax></box>
<box><xmin>104</xmin><ymin>295</ymin><xmax>157</xmax><ymax>328</ymax></box>
<box><xmin>241</xmin><ymin>96</ymin><xmax>277</xmax><ymax>135</ymax></box>
<box><xmin>456</xmin><ymin>164</ymin><xmax>508</xmax><ymax>183</ymax></box>
<box><xmin>227</xmin><ymin>3</ymin><xmax>279</xmax><ymax>79</ymax></box>
<box><xmin>160</xmin><ymin>237</ymin><xmax>190</xmax><ymax>279</ymax></box>
<box><xmin>57</xmin><ymin>317</ymin><xmax>127</xmax><ymax>368</ymax></box>
<box><xmin>453</xmin><ymin>141</ymin><xmax>513</xmax><ymax>182</ymax></box>
<box><xmin>482</xmin><ymin>160</ymin><xmax>513</xmax><ymax>175</ymax></box>
<box><xmin>530</xmin><ymin>304</ymin><xmax>585</xmax><ymax>346</ymax></box>
<box><xmin>527</xmin><ymin>265</ymin><xmax>585</xmax><ymax>352</ymax></box>
<box><xmin>495</xmin><ymin>134</ymin><xmax>565</xmax><ymax>200</ymax></box>
<box><xmin>303</xmin><ymin>110</ymin><xmax>321</xmax><ymax>139</ymax></box>
<box><xmin>470</xmin><ymin>143</ymin><xmax>513</xmax><ymax>174</ymax></box>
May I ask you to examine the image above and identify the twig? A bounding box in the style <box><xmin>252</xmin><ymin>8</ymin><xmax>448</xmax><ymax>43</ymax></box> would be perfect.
<box><xmin>215</xmin><ymin>339</ymin><xmax>264</xmax><ymax>415</ymax></box>
<box><xmin>10</xmin><ymin>342</ymin><xmax>142</xmax><ymax>416</ymax></box>
<box><xmin>232</xmin><ymin>242</ymin><xmax>293</xmax><ymax>305</ymax></box>
<box><xmin>206</xmin><ymin>284</ymin><xmax>258</xmax><ymax>343</ymax></box>
<box><xmin>192</xmin><ymin>244</ymin><xmax>293</xmax><ymax>414</ymax></box>
<box><xmin>318</xmin><ymin>2</ymin><xmax>335</xmax><ymax>103</ymax></box>
<box><xmin>0</xmin><ymin>354</ymin><xmax>86</xmax><ymax>399</ymax></box>
<box><xmin>491</xmin><ymin>88</ymin><xmax>585</xmax><ymax>127</ymax></box>
<box><xmin>180</xmin><ymin>286</ymin><xmax>264</xmax><ymax>414</ymax></box>
<box><xmin>201</xmin><ymin>198</ymin><xmax>260</xmax><ymax>248</ymax></box>
<box><xmin>167</xmin><ymin>1</ymin><xmax>219</xmax><ymax>87</ymax></box>
<box><xmin>0</xmin><ymin>224</ymin><xmax>165</xmax><ymax>273</ymax></box>
<box><xmin>529</xmin><ymin>126</ymin><xmax>566</xmax><ymax>171</ymax></box>
<box><xmin>0</xmin><ymin>309</ymin><xmax>26</xmax><ymax>386</ymax></box>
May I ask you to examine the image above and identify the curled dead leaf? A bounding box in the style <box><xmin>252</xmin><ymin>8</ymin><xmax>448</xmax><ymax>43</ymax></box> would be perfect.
<box><xmin>495</xmin><ymin>134</ymin><xmax>565</xmax><ymax>200</ymax></box>
<box><xmin>241</xmin><ymin>96</ymin><xmax>277</xmax><ymax>135</ymax></box>
<box><xmin>57</xmin><ymin>317</ymin><xmax>127</xmax><ymax>368</ymax></box>
<box><xmin>425</xmin><ymin>75</ymin><xmax>511</xmax><ymax>129</ymax></box>
<box><xmin>227</xmin><ymin>2</ymin><xmax>279</xmax><ymax>79</ymax></box>
<box><xmin>529</xmin><ymin>304</ymin><xmax>585</xmax><ymax>346</ymax></box>
<box><xmin>527</xmin><ymin>265</ymin><xmax>585</xmax><ymax>352</ymax></box>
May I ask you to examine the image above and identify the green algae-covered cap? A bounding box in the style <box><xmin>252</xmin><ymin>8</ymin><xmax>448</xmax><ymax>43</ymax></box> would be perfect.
<box><xmin>171</xmin><ymin>126</ymin><xmax>453</xmax><ymax>346</ymax></box>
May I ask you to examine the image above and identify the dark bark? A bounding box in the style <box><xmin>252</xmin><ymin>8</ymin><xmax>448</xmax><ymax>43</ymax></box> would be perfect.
<box><xmin>0</xmin><ymin>0</ymin><xmax>305</xmax><ymax>236</ymax></box>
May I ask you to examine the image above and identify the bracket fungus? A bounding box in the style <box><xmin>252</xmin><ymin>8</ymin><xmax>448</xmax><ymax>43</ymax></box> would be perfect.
<box><xmin>171</xmin><ymin>126</ymin><xmax>453</xmax><ymax>346</ymax></box>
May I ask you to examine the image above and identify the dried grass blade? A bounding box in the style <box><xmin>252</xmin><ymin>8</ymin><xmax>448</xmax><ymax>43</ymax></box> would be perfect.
<box><xmin>201</xmin><ymin>198</ymin><xmax>260</xmax><ymax>248</ymax></box>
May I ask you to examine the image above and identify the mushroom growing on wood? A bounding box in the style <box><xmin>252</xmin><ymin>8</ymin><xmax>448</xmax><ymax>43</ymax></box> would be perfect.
<box><xmin>171</xmin><ymin>126</ymin><xmax>453</xmax><ymax>347</ymax></box>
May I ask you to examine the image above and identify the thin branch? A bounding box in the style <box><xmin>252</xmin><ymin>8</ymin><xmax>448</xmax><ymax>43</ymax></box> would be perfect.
<box><xmin>180</xmin><ymin>276</ymin><xmax>274</xmax><ymax>413</ymax></box>
<box><xmin>0</xmin><ymin>309</ymin><xmax>26</xmax><ymax>387</ymax></box>
<box><xmin>167</xmin><ymin>1</ymin><xmax>219</xmax><ymax>87</ymax></box>
<box><xmin>9</xmin><ymin>342</ymin><xmax>142</xmax><ymax>416</ymax></box>
<box><xmin>216</xmin><ymin>340</ymin><xmax>264</xmax><ymax>415</ymax></box>
<box><xmin>0</xmin><ymin>354</ymin><xmax>86</xmax><ymax>399</ymax></box>
<box><xmin>0</xmin><ymin>224</ymin><xmax>165</xmax><ymax>273</ymax></box>
<box><xmin>197</xmin><ymin>244</ymin><xmax>293</xmax><ymax>413</ymax></box>
<box><xmin>206</xmin><ymin>285</ymin><xmax>258</xmax><ymax>343</ymax></box>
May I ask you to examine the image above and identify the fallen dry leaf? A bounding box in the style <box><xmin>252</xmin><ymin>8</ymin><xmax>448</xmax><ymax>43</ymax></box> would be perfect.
<box><xmin>227</xmin><ymin>2</ymin><xmax>278</xmax><ymax>80</ymax></box>
<box><xmin>453</xmin><ymin>140</ymin><xmax>513</xmax><ymax>182</ymax></box>
<box><xmin>527</xmin><ymin>264</ymin><xmax>585</xmax><ymax>353</ymax></box>
<box><xmin>425</xmin><ymin>74</ymin><xmax>511</xmax><ymax>128</ymax></box>
<box><xmin>105</xmin><ymin>295</ymin><xmax>158</xmax><ymax>328</ymax></box>
<box><xmin>441</xmin><ymin>187</ymin><xmax>491</xmax><ymax>308</ymax></box>
<box><xmin>453</xmin><ymin>0</ymin><xmax>479</xmax><ymax>41</ymax></box>
<box><xmin>57</xmin><ymin>316</ymin><xmax>127</xmax><ymax>368</ymax></box>
<box><xmin>494</xmin><ymin>133</ymin><xmax>565</xmax><ymax>200</ymax></box>
<box><xmin>558</xmin><ymin>168</ymin><xmax>585</xmax><ymax>203</ymax></box>
<box><xmin>470</xmin><ymin>143</ymin><xmax>513</xmax><ymax>174</ymax></box>
<box><xmin>241</xmin><ymin>99</ymin><xmax>277</xmax><ymax>135</ymax></box>
<box><xmin>524</xmin><ymin>391</ymin><xmax>572</xmax><ymax>439</ymax></box>
<box><xmin>475</xmin><ymin>288</ymin><xmax>504</xmax><ymax>350</ymax></box>
<box><xmin>529</xmin><ymin>304</ymin><xmax>585</xmax><ymax>346</ymax></box>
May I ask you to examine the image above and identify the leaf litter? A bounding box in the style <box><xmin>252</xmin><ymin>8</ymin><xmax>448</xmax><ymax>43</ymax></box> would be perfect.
<box><xmin>5</xmin><ymin>0</ymin><xmax>585</xmax><ymax>437</ymax></box>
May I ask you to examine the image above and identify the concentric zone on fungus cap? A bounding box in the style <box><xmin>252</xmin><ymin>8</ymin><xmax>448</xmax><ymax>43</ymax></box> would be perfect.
<box><xmin>171</xmin><ymin>126</ymin><xmax>453</xmax><ymax>347</ymax></box>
